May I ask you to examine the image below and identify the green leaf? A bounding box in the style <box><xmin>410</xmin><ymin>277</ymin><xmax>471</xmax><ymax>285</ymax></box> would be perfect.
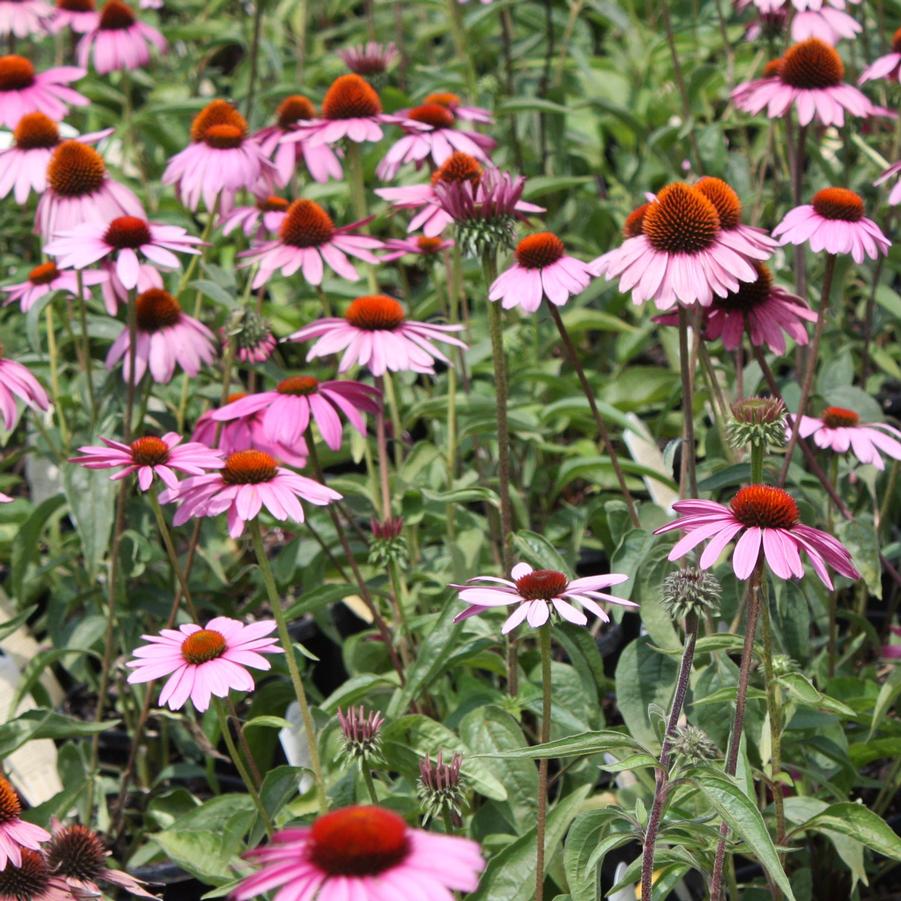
<box><xmin>511</xmin><ymin>530</ymin><xmax>571</xmax><ymax>575</ymax></box>
<box><xmin>777</xmin><ymin>672</ymin><xmax>856</xmax><ymax>718</ymax></box>
<box><xmin>473</xmin><ymin>728</ymin><xmax>647</xmax><ymax>760</ymax></box>
<box><xmin>0</xmin><ymin>710</ymin><xmax>119</xmax><ymax>758</ymax></box>
<box><xmin>789</xmin><ymin>803</ymin><xmax>901</xmax><ymax>861</ymax></box>
<box><xmin>421</xmin><ymin>486</ymin><xmax>500</xmax><ymax>507</ymax></box>
<box><xmin>62</xmin><ymin>465</ymin><xmax>116</xmax><ymax>580</ymax></box>
<box><xmin>690</xmin><ymin>767</ymin><xmax>795</xmax><ymax>900</ymax></box>
<box><xmin>835</xmin><ymin>517</ymin><xmax>881</xmax><ymax>598</ymax></box>
<box><xmin>10</xmin><ymin>495</ymin><xmax>65</xmax><ymax>602</ymax></box>
<box><xmin>0</xmin><ymin>605</ymin><xmax>37</xmax><ymax>643</ymax></box>
<box><xmin>614</xmin><ymin>636</ymin><xmax>678</xmax><ymax>749</ymax></box>
<box><xmin>563</xmin><ymin>810</ymin><xmax>620</xmax><ymax>901</ymax></box>
<box><xmin>8</xmin><ymin>646</ymin><xmax>102</xmax><ymax>717</ymax></box>
<box><xmin>242</xmin><ymin>716</ymin><xmax>294</xmax><ymax>731</ymax></box>
<box><xmin>248</xmin><ymin>765</ymin><xmax>303</xmax><ymax>844</ymax></box>
<box><xmin>469</xmin><ymin>785</ymin><xmax>591</xmax><ymax>901</ymax></box>
<box><xmin>869</xmin><ymin>666</ymin><xmax>901</xmax><ymax>738</ymax></box>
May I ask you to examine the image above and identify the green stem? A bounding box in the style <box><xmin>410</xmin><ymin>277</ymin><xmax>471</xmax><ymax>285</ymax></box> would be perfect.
<box><xmin>214</xmin><ymin>698</ymin><xmax>274</xmax><ymax>834</ymax></box>
<box><xmin>678</xmin><ymin>306</ymin><xmax>697</xmax><ymax>498</ymax></box>
<box><xmin>382</xmin><ymin>371</ymin><xmax>404</xmax><ymax>468</ymax></box>
<box><xmin>374</xmin><ymin>378</ymin><xmax>392</xmax><ymax>519</ymax></box>
<box><xmin>75</xmin><ymin>271</ymin><xmax>96</xmax><ymax>423</ymax></box>
<box><xmin>125</xmin><ymin>291</ymin><xmax>138</xmax><ymax>441</ymax></box>
<box><xmin>750</xmin><ymin>441</ymin><xmax>764</xmax><ymax>486</ymax></box>
<box><xmin>346</xmin><ymin>143</ymin><xmax>378</xmax><ymax>293</ymax></box>
<box><xmin>250</xmin><ymin>519</ymin><xmax>327</xmax><ymax>813</ymax></box>
<box><xmin>445</xmin><ymin>0</ymin><xmax>478</xmax><ymax>99</ymax></box>
<box><xmin>149</xmin><ymin>491</ymin><xmax>199</xmax><ymax>621</ymax></box>
<box><xmin>534</xmin><ymin>623</ymin><xmax>553</xmax><ymax>901</ymax></box>
<box><xmin>44</xmin><ymin>305</ymin><xmax>69</xmax><ymax>449</ymax></box>
<box><xmin>245</xmin><ymin>0</ymin><xmax>265</xmax><ymax>118</ymax></box>
<box><xmin>229</xmin><ymin>695</ymin><xmax>264</xmax><ymax>788</ymax></box>
<box><xmin>361</xmin><ymin>761</ymin><xmax>379</xmax><ymax>804</ymax></box>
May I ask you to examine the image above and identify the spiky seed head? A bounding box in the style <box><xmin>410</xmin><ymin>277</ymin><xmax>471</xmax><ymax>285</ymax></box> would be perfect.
<box><xmin>662</xmin><ymin>567</ymin><xmax>721</xmax><ymax>621</ymax></box>
<box><xmin>728</xmin><ymin>396</ymin><xmax>787</xmax><ymax>450</ymax></box>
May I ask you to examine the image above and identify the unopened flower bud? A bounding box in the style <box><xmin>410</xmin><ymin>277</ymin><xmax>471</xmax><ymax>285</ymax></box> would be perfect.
<box><xmin>662</xmin><ymin>567</ymin><xmax>721</xmax><ymax>621</ymax></box>
<box><xmin>337</xmin><ymin>706</ymin><xmax>385</xmax><ymax>763</ymax></box>
<box><xmin>368</xmin><ymin>516</ymin><xmax>408</xmax><ymax>569</ymax></box>
<box><xmin>771</xmin><ymin>654</ymin><xmax>799</xmax><ymax>678</ymax></box>
<box><xmin>728</xmin><ymin>397</ymin><xmax>787</xmax><ymax>451</ymax></box>
<box><xmin>670</xmin><ymin>724</ymin><xmax>719</xmax><ymax>764</ymax></box>
<box><xmin>417</xmin><ymin>752</ymin><xmax>466</xmax><ymax>824</ymax></box>
<box><xmin>224</xmin><ymin>307</ymin><xmax>276</xmax><ymax>364</ymax></box>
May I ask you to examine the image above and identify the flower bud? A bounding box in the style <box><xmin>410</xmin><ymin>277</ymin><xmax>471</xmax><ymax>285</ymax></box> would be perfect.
<box><xmin>728</xmin><ymin>396</ymin><xmax>787</xmax><ymax>451</ymax></box>
<box><xmin>662</xmin><ymin>567</ymin><xmax>721</xmax><ymax>621</ymax></box>
<box><xmin>417</xmin><ymin>752</ymin><xmax>466</xmax><ymax>825</ymax></box>
<box><xmin>368</xmin><ymin>516</ymin><xmax>408</xmax><ymax>569</ymax></box>
<box><xmin>337</xmin><ymin>706</ymin><xmax>385</xmax><ymax>763</ymax></box>
<box><xmin>669</xmin><ymin>724</ymin><xmax>719</xmax><ymax>764</ymax></box>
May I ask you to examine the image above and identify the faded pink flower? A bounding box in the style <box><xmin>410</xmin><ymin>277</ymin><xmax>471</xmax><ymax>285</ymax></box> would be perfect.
<box><xmin>77</xmin><ymin>0</ymin><xmax>166</xmax><ymax>74</ymax></box>
<box><xmin>859</xmin><ymin>29</ymin><xmax>901</xmax><ymax>83</ymax></box>
<box><xmin>3</xmin><ymin>261</ymin><xmax>106</xmax><ymax>312</ymax></box>
<box><xmin>221</xmin><ymin>194</ymin><xmax>289</xmax><ymax>240</ymax></box>
<box><xmin>380</xmin><ymin>235</ymin><xmax>454</xmax><ymax>262</ymax></box>
<box><xmin>50</xmin><ymin>0</ymin><xmax>100</xmax><ymax>33</ymax></box>
<box><xmin>0</xmin><ymin>0</ymin><xmax>51</xmax><ymax>37</ymax></box>
<box><xmin>0</xmin><ymin>56</ymin><xmax>87</xmax><ymax>129</ymax></box>
<box><xmin>875</xmin><ymin>160</ymin><xmax>901</xmax><ymax>206</ymax></box>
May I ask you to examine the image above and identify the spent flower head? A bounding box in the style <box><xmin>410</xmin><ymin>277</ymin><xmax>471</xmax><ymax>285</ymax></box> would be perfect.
<box><xmin>729</xmin><ymin>397</ymin><xmax>787</xmax><ymax>451</ymax></box>
<box><xmin>662</xmin><ymin>567</ymin><xmax>721</xmax><ymax>621</ymax></box>
<box><xmin>417</xmin><ymin>752</ymin><xmax>466</xmax><ymax>825</ymax></box>
<box><xmin>669</xmin><ymin>724</ymin><xmax>720</xmax><ymax>765</ymax></box>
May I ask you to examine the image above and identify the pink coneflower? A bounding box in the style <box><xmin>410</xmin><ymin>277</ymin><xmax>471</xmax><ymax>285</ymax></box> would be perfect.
<box><xmin>193</xmin><ymin>392</ymin><xmax>309</xmax><ymax>468</ymax></box>
<box><xmin>0</xmin><ymin>112</ymin><xmax>111</xmax><ymax>204</ymax></box>
<box><xmin>162</xmin><ymin>100</ymin><xmax>276</xmax><ymax>213</ymax></box>
<box><xmin>160</xmin><ymin>449</ymin><xmax>341</xmax><ymax>538</ymax></box>
<box><xmin>882</xmin><ymin>625</ymin><xmax>901</xmax><ymax>660</ymax></box>
<box><xmin>254</xmin><ymin>95</ymin><xmax>343</xmax><ymax>186</ymax></box>
<box><xmin>211</xmin><ymin>377</ymin><xmax>381</xmax><ymax>451</ymax></box>
<box><xmin>0</xmin><ymin>351</ymin><xmax>49</xmax><ymax>430</ymax></box>
<box><xmin>99</xmin><ymin>259</ymin><xmax>160</xmax><ymax>315</ymax></box>
<box><xmin>35</xmin><ymin>140</ymin><xmax>144</xmax><ymax>241</ymax></box>
<box><xmin>338</xmin><ymin>41</ymin><xmax>398</xmax><ymax>76</ymax></box>
<box><xmin>0</xmin><ymin>493</ymin><xmax>12</xmax><ymax>503</ymax></box>
<box><xmin>490</xmin><ymin>231</ymin><xmax>593</xmax><ymax>313</ymax></box>
<box><xmin>380</xmin><ymin>234</ymin><xmax>454</xmax><ymax>261</ymax></box>
<box><xmin>423</xmin><ymin>90</ymin><xmax>493</xmax><ymax>125</ymax></box>
<box><xmin>773</xmin><ymin>187</ymin><xmax>890</xmax><ymax>262</ymax></box>
<box><xmin>875</xmin><ymin>160</ymin><xmax>901</xmax><ymax>206</ymax></box>
<box><xmin>860</xmin><ymin>28</ymin><xmax>901</xmax><ymax>83</ymax></box>
<box><xmin>788</xmin><ymin>406</ymin><xmax>901</xmax><ymax>470</ymax></box>
<box><xmin>292</xmin><ymin>74</ymin><xmax>406</xmax><ymax>148</ymax></box>
<box><xmin>791</xmin><ymin>8</ymin><xmax>861</xmax><ymax>43</ymax></box>
<box><xmin>376</xmin><ymin>102</ymin><xmax>495</xmax><ymax>181</ymax></box>
<box><xmin>77</xmin><ymin>0</ymin><xmax>166</xmax><ymax>74</ymax></box>
<box><xmin>45</xmin><ymin>823</ymin><xmax>155</xmax><ymax>898</ymax></box>
<box><xmin>233</xmin><ymin>806</ymin><xmax>484</xmax><ymax>901</ymax></box>
<box><xmin>125</xmin><ymin>617</ymin><xmax>282</xmax><ymax>712</ymax></box>
<box><xmin>694</xmin><ymin>176</ymin><xmax>777</xmax><ymax>257</ymax></box>
<box><xmin>0</xmin><ymin>56</ymin><xmax>88</xmax><ymax>130</ymax></box>
<box><xmin>654</xmin><ymin>484</ymin><xmax>860</xmax><ymax>587</ymax></box>
<box><xmin>50</xmin><ymin>0</ymin><xmax>99</xmax><ymax>33</ymax></box>
<box><xmin>452</xmin><ymin>562</ymin><xmax>634</xmax><ymax>633</ymax></box>
<box><xmin>221</xmin><ymin>194</ymin><xmax>290</xmax><ymax>239</ymax></box>
<box><xmin>731</xmin><ymin>39</ymin><xmax>879</xmax><ymax>126</ymax></box>
<box><xmin>0</xmin><ymin>850</ymin><xmax>72</xmax><ymax>901</ymax></box>
<box><xmin>3</xmin><ymin>261</ymin><xmax>106</xmax><ymax>312</ymax></box>
<box><xmin>0</xmin><ymin>776</ymin><xmax>50</xmax><ymax>870</ymax></box>
<box><xmin>240</xmin><ymin>199</ymin><xmax>382</xmax><ymax>289</ymax></box>
<box><xmin>69</xmin><ymin>432</ymin><xmax>223</xmax><ymax>491</ymax></box>
<box><xmin>590</xmin><ymin>182</ymin><xmax>761</xmax><ymax>310</ymax></box>
<box><xmin>655</xmin><ymin>262</ymin><xmax>817</xmax><ymax>354</ymax></box>
<box><xmin>227</xmin><ymin>309</ymin><xmax>277</xmax><ymax>364</ymax></box>
<box><xmin>0</xmin><ymin>0</ymin><xmax>51</xmax><ymax>38</ymax></box>
<box><xmin>105</xmin><ymin>288</ymin><xmax>215</xmax><ymax>383</ymax></box>
<box><xmin>45</xmin><ymin>215</ymin><xmax>203</xmax><ymax>290</ymax></box>
<box><xmin>287</xmin><ymin>294</ymin><xmax>467</xmax><ymax>376</ymax></box>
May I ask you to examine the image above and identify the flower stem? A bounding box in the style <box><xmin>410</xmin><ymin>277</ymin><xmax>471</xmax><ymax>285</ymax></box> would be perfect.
<box><xmin>214</xmin><ymin>697</ymin><xmax>274</xmax><ymax>835</ymax></box>
<box><xmin>660</xmin><ymin>1</ymin><xmax>703</xmax><ymax>173</ymax></box>
<box><xmin>382</xmin><ymin>372</ymin><xmax>404</xmax><ymax>468</ymax></box>
<box><xmin>750</xmin><ymin>440</ymin><xmax>764</xmax><ymax>486</ymax></box>
<box><xmin>678</xmin><ymin>306</ymin><xmax>698</xmax><ymax>498</ymax></box>
<box><xmin>249</xmin><ymin>518</ymin><xmax>327</xmax><ymax>814</ymax></box>
<box><xmin>534</xmin><ymin>622</ymin><xmax>553</xmax><ymax>901</ymax></box>
<box><xmin>148</xmin><ymin>491</ymin><xmax>199</xmax><ymax>621</ymax></box>
<box><xmin>245</xmin><ymin>0</ymin><xmax>265</xmax><ymax>118</ymax></box>
<box><xmin>346</xmin><ymin>142</ymin><xmax>378</xmax><ymax>293</ymax></box>
<box><xmin>125</xmin><ymin>290</ymin><xmax>138</xmax><ymax>441</ymax></box>
<box><xmin>548</xmin><ymin>303</ymin><xmax>639</xmax><ymax>528</ymax></box>
<box><xmin>779</xmin><ymin>253</ymin><xmax>836</xmax><ymax>486</ymax></box>
<box><xmin>373</xmin><ymin>377</ymin><xmax>392</xmax><ymax>518</ymax></box>
<box><xmin>44</xmin><ymin>305</ymin><xmax>69</xmax><ymax>449</ymax></box>
<box><xmin>445</xmin><ymin>0</ymin><xmax>478</xmax><ymax>100</ymax></box>
<box><xmin>361</xmin><ymin>761</ymin><xmax>379</xmax><ymax>804</ymax></box>
<box><xmin>710</xmin><ymin>560</ymin><xmax>764</xmax><ymax>901</ymax></box>
<box><xmin>75</xmin><ymin>271</ymin><xmax>96</xmax><ymax>424</ymax></box>
<box><xmin>642</xmin><ymin>612</ymin><xmax>698</xmax><ymax>901</ymax></box>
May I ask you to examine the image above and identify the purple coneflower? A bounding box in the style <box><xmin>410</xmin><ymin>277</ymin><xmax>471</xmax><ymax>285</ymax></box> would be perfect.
<box><xmin>77</xmin><ymin>0</ymin><xmax>166</xmax><ymax>74</ymax></box>
<box><xmin>788</xmin><ymin>406</ymin><xmax>901</xmax><ymax>470</ymax></box>
<box><xmin>0</xmin><ymin>55</ymin><xmax>87</xmax><ymax>129</ymax></box>
<box><xmin>3</xmin><ymin>261</ymin><xmax>106</xmax><ymax>312</ymax></box>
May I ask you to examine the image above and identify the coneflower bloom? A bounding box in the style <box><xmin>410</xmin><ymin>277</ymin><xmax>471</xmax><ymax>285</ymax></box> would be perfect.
<box><xmin>76</xmin><ymin>0</ymin><xmax>166</xmax><ymax>74</ymax></box>
<box><xmin>287</xmin><ymin>295</ymin><xmax>467</xmax><ymax>376</ymax></box>
<box><xmin>0</xmin><ymin>0</ymin><xmax>51</xmax><ymax>38</ymax></box>
<box><xmin>0</xmin><ymin>850</ymin><xmax>71</xmax><ymax>900</ymax></box>
<box><xmin>254</xmin><ymin>95</ymin><xmax>342</xmax><ymax>186</ymax></box>
<box><xmin>423</xmin><ymin>90</ymin><xmax>493</xmax><ymax>125</ymax></box>
<box><xmin>35</xmin><ymin>140</ymin><xmax>144</xmax><ymax>241</ymax></box>
<box><xmin>50</xmin><ymin>0</ymin><xmax>99</xmax><ymax>33</ymax></box>
<box><xmin>69</xmin><ymin>432</ymin><xmax>223</xmax><ymax>491</ymax></box>
<box><xmin>338</xmin><ymin>41</ymin><xmax>398</xmax><ymax>77</ymax></box>
<box><xmin>380</xmin><ymin>235</ymin><xmax>454</xmax><ymax>261</ymax></box>
<box><xmin>162</xmin><ymin>100</ymin><xmax>276</xmax><ymax>212</ymax></box>
<box><xmin>240</xmin><ymin>199</ymin><xmax>382</xmax><ymax>289</ymax></box>
<box><xmin>875</xmin><ymin>160</ymin><xmax>901</xmax><ymax>206</ymax></box>
<box><xmin>160</xmin><ymin>449</ymin><xmax>341</xmax><ymax>538</ymax></box>
<box><xmin>3</xmin><ymin>262</ymin><xmax>106</xmax><ymax>312</ymax></box>
<box><xmin>452</xmin><ymin>562</ymin><xmax>634</xmax><ymax>633</ymax></box>
<box><xmin>99</xmin><ymin>259</ymin><xmax>160</xmax><ymax>315</ymax></box>
<box><xmin>233</xmin><ymin>806</ymin><xmax>484</xmax><ymax>901</ymax></box>
<box><xmin>0</xmin><ymin>351</ymin><xmax>49</xmax><ymax>430</ymax></box>
<box><xmin>211</xmin><ymin>377</ymin><xmax>381</xmax><ymax>451</ymax></box>
<box><xmin>489</xmin><ymin>231</ymin><xmax>593</xmax><ymax>312</ymax></box>
<box><xmin>788</xmin><ymin>0</ymin><xmax>861</xmax><ymax>44</ymax></box>
<box><xmin>105</xmin><ymin>288</ymin><xmax>215</xmax><ymax>383</ymax></box>
<box><xmin>221</xmin><ymin>194</ymin><xmax>290</xmax><ymax>239</ymax></box>
<box><xmin>772</xmin><ymin>187</ymin><xmax>890</xmax><ymax>262</ymax></box>
<box><xmin>193</xmin><ymin>394</ymin><xmax>309</xmax><ymax>468</ymax></box>
<box><xmin>655</xmin><ymin>263</ymin><xmax>817</xmax><ymax>354</ymax></box>
<box><xmin>860</xmin><ymin>28</ymin><xmax>901</xmax><ymax>83</ymax></box>
<box><xmin>0</xmin><ymin>56</ymin><xmax>88</xmax><ymax>129</ymax></box>
<box><xmin>45</xmin><ymin>823</ymin><xmax>155</xmax><ymax>898</ymax></box>
<box><xmin>0</xmin><ymin>492</ymin><xmax>12</xmax><ymax>503</ymax></box>
<box><xmin>376</xmin><ymin>102</ymin><xmax>495</xmax><ymax>180</ymax></box>
<box><xmin>788</xmin><ymin>406</ymin><xmax>901</xmax><ymax>470</ymax></box>
<box><xmin>591</xmin><ymin>182</ymin><xmax>761</xmax><ymax>309</ymax></box>
<box><xmin>694</xmin><ymin>176</ymin><xmax>777</xmax><ymax>257</ymax></box>
<box><xmin>0</xmin><ymin>775</ymin><xmax>50</xmax><ymax>870</ymax></box>
<box><xmin>0</xmin><ymin>112</ymin><xmax>110</xmax><ymax>204</ymax></box>
<box><xmin>731</xmin><ymin>38</ymin><xmax>879</xmax><ymax>126</ymax></box>
<box><xmin>292</xmin><ymin>74</ymin><xmax>405</xmax><ymax>148</ymax></box>
<box><xmin>126</xmin><ymin>617</ymin><xmax>282</xmax><ymax>712</ymax></box>
<box><xmin>654</xmin><ymin>485</ymin><xmax>860</xmax><ymax>587</ymax></box>
<box><xmin>45</xmin><ymin>215</ymin><xmax>203</xmax><ymax>290</ymax></box>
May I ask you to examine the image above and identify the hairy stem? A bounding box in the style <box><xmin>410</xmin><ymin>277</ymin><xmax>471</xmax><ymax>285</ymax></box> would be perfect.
<box><xmin>535</xmin><ymin>623</ymin><xmax>553</xmax><ymax>901</ymax></box>
<box><xmin>678</xmin><ymin>306</ymin><xmax>698</xmax><ymax>498</ymax></box>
